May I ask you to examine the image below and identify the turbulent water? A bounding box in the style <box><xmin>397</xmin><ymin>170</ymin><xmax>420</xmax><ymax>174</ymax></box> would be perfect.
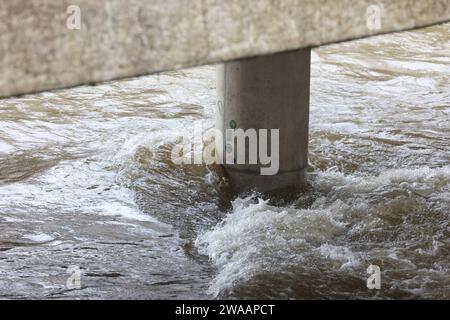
<box><xmin>0</xmin><ymin>24</ymin><xmax>449</xmax><ymax>300</ymax></box>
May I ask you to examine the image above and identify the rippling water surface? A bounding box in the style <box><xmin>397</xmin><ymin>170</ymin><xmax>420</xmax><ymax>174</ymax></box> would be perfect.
<box><xmin>0</xmin><ymin>24</ymin><xmax>449</xmax><ymax>299</ymax></box>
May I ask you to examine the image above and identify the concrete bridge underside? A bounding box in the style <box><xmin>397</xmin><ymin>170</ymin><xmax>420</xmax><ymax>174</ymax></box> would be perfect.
<box><xmin>1</xmin><ymin>0</ymin><xmax>450</xmax><ymax>98</ymax></box>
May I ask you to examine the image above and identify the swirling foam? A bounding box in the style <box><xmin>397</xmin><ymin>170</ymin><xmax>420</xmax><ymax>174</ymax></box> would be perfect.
<box><xmin>196</xmin><ymin>166</ymin><xmax>450</xmax><ymax>298</ymax></box>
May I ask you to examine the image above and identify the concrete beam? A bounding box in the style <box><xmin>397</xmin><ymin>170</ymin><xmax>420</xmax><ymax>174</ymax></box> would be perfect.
<box><xmin>1</xmin><ymin>0</ymin><xmax>449</xmax><ymax>97</ymax></box>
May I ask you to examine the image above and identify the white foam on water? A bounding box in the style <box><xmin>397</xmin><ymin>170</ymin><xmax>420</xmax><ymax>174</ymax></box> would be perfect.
<box><xmin>96</xmin><ymin>200</ymin><xmax>158</xmax><ymax>223</ymax></box>
<box><xmin>318</xmin><ymin>244</ymin><xmax>361</xmax><ymax>269</ymax></box>
<box><xmin>196</xmin><ymin>166</ymin><xmax>450</xmax><ymax>297</ymax></box>
<box><xmin>196</xmin><ymin>197</ymin><xmax>351</xmax><ymax>296</ymax></box>
<box><xmin>23</xmin><ymin>233</ymin><xmax>54</xmax><ymax>243</ymax></box>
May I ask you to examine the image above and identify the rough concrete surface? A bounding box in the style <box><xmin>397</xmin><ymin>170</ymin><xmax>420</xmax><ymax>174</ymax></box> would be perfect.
<box><xmin>1</xmin><ymin>0</ymin><xmax>449</xmax><ymax>97</ymax></box>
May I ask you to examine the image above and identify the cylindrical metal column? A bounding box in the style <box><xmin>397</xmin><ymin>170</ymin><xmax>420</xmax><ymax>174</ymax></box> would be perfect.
<box><xmin>216</xmin><ymin>49</ymin><xmax>311</xmax><ymax>194</ymax></box>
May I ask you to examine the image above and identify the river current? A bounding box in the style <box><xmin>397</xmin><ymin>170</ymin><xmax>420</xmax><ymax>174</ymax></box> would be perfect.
<box><xmin>0</xmin><ymin>23</ymin><xmax>449</xmax><ymax>299</ymax></box>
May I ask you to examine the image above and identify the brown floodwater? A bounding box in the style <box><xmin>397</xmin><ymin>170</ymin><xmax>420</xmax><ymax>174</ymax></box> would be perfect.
<box><xmin>0</xmin><ymin>23</ymin><xmax>449</xmax><ymax>299</ymax></box>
